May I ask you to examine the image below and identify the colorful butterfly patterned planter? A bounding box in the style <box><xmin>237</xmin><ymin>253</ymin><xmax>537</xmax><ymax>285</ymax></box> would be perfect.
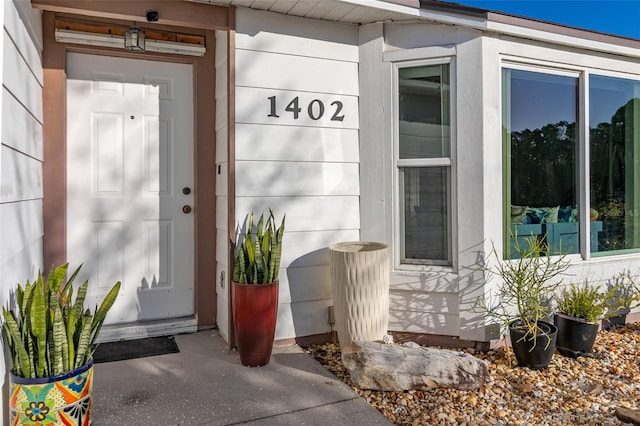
<box><xmin>9</xmin><ymin>359</ymin><xmax>93</xmax><ymax>426</ymax></box>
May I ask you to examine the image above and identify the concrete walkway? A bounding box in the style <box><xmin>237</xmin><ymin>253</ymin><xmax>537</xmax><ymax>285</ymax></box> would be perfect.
<box><xmin>92</xmin><ymin>330</ymin><xmax>391</xmax><ymax>425</ymax></box>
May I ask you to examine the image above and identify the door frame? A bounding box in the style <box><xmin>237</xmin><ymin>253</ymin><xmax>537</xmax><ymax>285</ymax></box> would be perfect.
<box><xmin>41</xmin><ymin>7</ymin><xmax>224</xmax><ymax>330</ymax></box>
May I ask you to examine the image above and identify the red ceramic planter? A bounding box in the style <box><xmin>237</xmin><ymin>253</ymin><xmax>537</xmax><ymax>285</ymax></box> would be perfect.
<box><xmin>232</xmin><ymin>281</ymin><xmax>279</xmax><ymax>367</ymax></box>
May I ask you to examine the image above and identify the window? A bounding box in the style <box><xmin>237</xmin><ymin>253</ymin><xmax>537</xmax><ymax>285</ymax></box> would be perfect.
<box><xmin>503</xmin><ymin>68</ymin><xmax>578</xmax><ymax>258</ymax></box>
<box><xmin>503</xmin><ymin>66</ymin><xmax>640</xmax><ymax>259</ymax></box>
<box><xmin>590</xmin><ymin>75</ymin><xmax>640</xmax><ymax>254</ymax></box>
<box><xmin>397</xmin><ymin>63</ymin><xmax>452</xmax><ymax>265</ymax></box>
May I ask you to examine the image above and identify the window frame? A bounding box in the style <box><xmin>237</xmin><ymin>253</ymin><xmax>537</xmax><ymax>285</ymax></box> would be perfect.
<box><xmin>501</xmin><ymin>62</ymin><xmax>585</xmax><ymax>260</ymax></box>
<box><xmin>501</xmin><ymin>59</ymin><xmax>640</xmax><ymax>261</ymax></box>
<box><xmin>393</xmin><ymin>57</ymin><xmax>456</xmax><ymax>269</ymax></box>
<box><xmin>588</xmin><ymin>72</ymin><xmax>640</xmax><ymax>257</ymax></box>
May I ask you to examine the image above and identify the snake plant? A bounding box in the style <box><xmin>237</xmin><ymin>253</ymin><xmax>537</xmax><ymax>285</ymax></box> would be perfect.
<box><xmin>2</xmin><ymin>263</ymin><xmax>120</xmax><ymax>378</ymax></box>
<box><xmin>232</xmin><ymin>210</ymin><xmax>285</xmax><ymax>284</ymax></box>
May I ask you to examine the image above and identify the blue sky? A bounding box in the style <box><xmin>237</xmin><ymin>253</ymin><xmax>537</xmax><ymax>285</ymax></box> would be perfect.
<box><xmin>449</xmin><ymin>1</ymin><xmax>640</xmax><ymax>40</ymax></box>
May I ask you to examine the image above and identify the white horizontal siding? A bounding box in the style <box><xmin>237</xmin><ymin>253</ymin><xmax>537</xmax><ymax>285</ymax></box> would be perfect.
<box><xmin>230</xmin><ymin>228</ymin><xmax>359</xmax><ymax>272</ymax></box>
<box><xmin>232</xmin><ymin>9</ymin><xmax>360</xmax><ymax>341</ymax></box>
<box><xmin>3</xmin><ymin>31</ymin><xmax>42</xmax><ymax>122</ymax></box>
<box><xmin>0</xmin><ymin>238</ymin><xmax>42</xmax><ymax>292</ymax></box>
<box><xmin>388</xmin><ymin>289</ymin><xmax>460</xmax><ymax>336</ymax></box>
<box><xmin>236</xmin><ymin>49</ymin><xmax>358</xmax><ymax>95</ymax></box>
<box><xmin>388</xmin><ymin>310</ymin><xmax>459</xmax><ymax>336</ymax></box>
<box><xmin>0</xmin><ymin>145</ymin><xmax>42</xmax><ymax>202</ymax></box>
<box><xmin>216</xmin><ymin>208</ymin><xmax>229</xmax><ymax>266</ymax></box>
<box><xmin>216</xmin><ymin>262</ymin><xmax>229</xmax><ymax>341</ymax></box>
<box><xmin>236</xmin><ymin>8</ymin><xmax>358</xmax><ymax>62</ymax></box>
<box><xmin>216</xmin><ymin>195</ymin><xmax>228</xmax><ymax>231</ymax></box>
<box><xmin>237</xmin><ymin>265</ymin><xmax>333</xmax><ymax>306</ymax></box>
<box><xmin>236</xmin><ymin>124</ymin><xmax>358</xmax><ymax>162</ymax></box>
<box><xmin>235</xmin><ymin>161</ymin><xmax>359</xmax><ymax>197</ymax></box>
<box><xmin>390</xmin><ymin>290</ymin><xmax>459</xmax><ymax>314</ymax></box>
<box><xmin>0</xmin><ymin>2</ymin><xmax>43</xmax><ymax>421</ymax></box>
<box><xmin>215</xmin><ymin>92</ymin><xmax>228</xmax><ymax>131</ymax></box>
<box><xmin>216</xmin><ymin>126</ymin><xmax>228</xmax><ymax>169</ymax></box>
<box><xmin>235</xmin><ymin>87</ymin><xmax>359</xmax><ymax>129</ymax></box>
<box><xmin>215</xmin><ymin>30</ymin><xmax>230</xmax><ymax>338</ymax></box>
<box><xmin>2</xmin><ymin>88</ymin><xmax>42</xmax><ymax>159</ymax></box>
<box><xmin>4</xmin><ymin>0</ymin><xmax>42</xmax><ymax>85</ymax></box>
<box><xmin>279</xmin><ymin>229</ymin><xmax>359</xmax><ymax>268</ymax></box>
<box><xmin>282</xmin><ymin>264</ymin><xmax>332</xmax><ymax>302</ymax></box>
<box><xmin>276</xmin><ymin>298</ymin><xmax>333</xmax><ymax>340</ymax></box>
<box><xmin>390</xmin><ymin>270</ymin><xmax>459</xmax><ymax>292</ymax></box>
<box><xmin>0</xmin><ymin>199</ymin><xmax>42</xmax><ymax>266</ymax></box>
<box><xmin>215</xmin><ymin>151</ymin><xmax>227</xmax><ymax>196</ymax></box>
<box><xmin>235</xmin><ymin>196</ymin><xmax>359</xmax><ymax>232</ymax></box>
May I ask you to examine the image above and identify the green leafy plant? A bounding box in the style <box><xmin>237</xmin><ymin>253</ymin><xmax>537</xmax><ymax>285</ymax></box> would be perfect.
<box><xmin>232</xmin><ymin>210</ymin><xmax>285</xmax><ymax>284</ymax></box>
<box><xmin>480</xmin><ymin>235</ymin><xmax>570</xmax><ymax>350</ymax></box>
<box><xmin>556</xmin><ymin>281</ymin><xmax>620</xmax><ymax>323</ymax></box>
<box><xmin>2</xmin><ymin>263</ymin><xmax>121</xmax><ymax>378</ymax></box>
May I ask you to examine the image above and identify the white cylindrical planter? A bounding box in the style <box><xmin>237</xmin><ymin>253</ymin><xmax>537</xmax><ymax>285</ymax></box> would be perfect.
<box><xmin>329</xmin><ymin>241</ymin><xmax>390</xmax><ymax>347</ymax></box>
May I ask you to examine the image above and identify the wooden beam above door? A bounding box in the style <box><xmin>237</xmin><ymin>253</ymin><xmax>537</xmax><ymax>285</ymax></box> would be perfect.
<box><xmin>32</xmin><ymin>0</ymin><xmax>230</xmax><ymax>30</ymax></box>
<box><xmin>55</xmin><ymin>17</ymin><xmax>206</xmax><ymax>46</ymax></box>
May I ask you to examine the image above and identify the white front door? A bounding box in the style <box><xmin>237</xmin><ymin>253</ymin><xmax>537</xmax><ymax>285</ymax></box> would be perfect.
<box><xmin>66</xmin><ymin>53</ymin><xmax>195</xmax><ymax>334</ymax></box>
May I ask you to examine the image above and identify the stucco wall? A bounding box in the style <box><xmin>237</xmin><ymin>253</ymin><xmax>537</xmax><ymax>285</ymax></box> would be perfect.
<box><xmin>0</xmin><ymin>0</ymin><xmax>43</xmax><ymax>421</ymax></box>
<box><xmin>233</xmin><ymin>8</ymin><xmax>360</xmax><ymax>341</ymax></box>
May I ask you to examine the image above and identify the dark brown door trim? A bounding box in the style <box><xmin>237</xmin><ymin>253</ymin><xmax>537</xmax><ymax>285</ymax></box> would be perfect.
<box><xmin>42</xmin><ymin>8</ymin><xmax>225</xmax><ymax>328</ymax></box>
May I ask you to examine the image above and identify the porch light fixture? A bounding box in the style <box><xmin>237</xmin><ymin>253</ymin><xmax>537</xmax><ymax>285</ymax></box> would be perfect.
<box><xmin>124</xmin><ymin>25</ymin><xmax>145</xmax><ymax>52</ymax></box>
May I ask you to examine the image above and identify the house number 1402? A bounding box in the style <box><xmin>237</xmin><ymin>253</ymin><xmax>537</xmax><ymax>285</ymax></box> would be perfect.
<box><xmin>267</xmin><ymin>96</ymin><xmax>345</xmax><ymax>121</ymax></box>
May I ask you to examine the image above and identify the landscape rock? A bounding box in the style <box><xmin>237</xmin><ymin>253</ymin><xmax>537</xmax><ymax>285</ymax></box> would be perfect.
<box><xmin>341</xmin><ymin>340</ymin><xmax>489</xmax><ymax>391</ymax></box>
<box><xmin>308</xmin><ymin>323</ymin><xmax>640</xmax><ymax>425</ymax></box>
<box><xmin>616</xmin><ymin>407</ymin><xmax>640</xmax><ymax>425</ymax></box>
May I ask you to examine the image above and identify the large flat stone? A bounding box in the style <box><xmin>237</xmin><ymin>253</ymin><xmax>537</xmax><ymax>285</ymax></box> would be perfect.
<box><xmin>342</xmin><ymin>341</ymin><xmax>489</xmax><ymax>392</ymax></box>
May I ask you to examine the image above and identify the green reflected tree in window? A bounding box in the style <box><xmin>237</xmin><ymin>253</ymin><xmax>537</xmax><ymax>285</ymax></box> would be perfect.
<box><xmin>503</xmin><ymin>68</ymin><xmax>578</xmax><ymax>258</ymax></box>
<box><xmin>590</xmin><ymin>75</ymin><xmax>640</xmax><ymax>254</ymax></box>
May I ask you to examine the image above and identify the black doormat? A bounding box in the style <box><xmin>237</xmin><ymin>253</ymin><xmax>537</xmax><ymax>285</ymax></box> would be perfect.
<box><xmin>93</xmin><ymin>335</ymin><xmax>180</xmax><ymax>363</ymax></box>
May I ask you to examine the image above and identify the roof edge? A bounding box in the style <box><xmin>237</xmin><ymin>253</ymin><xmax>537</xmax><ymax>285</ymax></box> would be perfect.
<box><xmin>411</xmin><ymin>0</ymin><xmax>640</xmax><ymax>58</ymax></box>
<box><xmin>487</xmin><ymin>11</ymin><xmax>640</xmax><ymax>49</ymax></box>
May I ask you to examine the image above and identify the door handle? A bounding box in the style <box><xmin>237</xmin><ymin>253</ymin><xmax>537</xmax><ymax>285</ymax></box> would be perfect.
<box><xmin>182</xmin><ymin>205</ymin><xmax>192</xmax><ymax>214</ymax></box>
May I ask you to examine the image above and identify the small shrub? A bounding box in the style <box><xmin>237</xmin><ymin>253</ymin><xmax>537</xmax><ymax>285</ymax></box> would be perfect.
<box><xmin>556</xmin><ymin>281</ymin><xmax>618</xmax><ymax>323</ymax></box>
<box><xmin>480</xmin><ymin>235</ymin><xmax>570</xmax><ymax>348</ymax></box>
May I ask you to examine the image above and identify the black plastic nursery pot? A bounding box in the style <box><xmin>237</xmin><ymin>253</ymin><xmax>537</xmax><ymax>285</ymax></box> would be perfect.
<box><xmin>509</xmin><ymin>320</ymin><xmax>557</xmax><ymax>369</ymax></box>
<box><xmin>554</xmin><ymin>313</ymin><xmax>599</xmax><ymax>358</ymax></box>
<box><xmin>602</xmin><ymin>312</ymin><xmax>628</xmax><ymax>330</ymax></box>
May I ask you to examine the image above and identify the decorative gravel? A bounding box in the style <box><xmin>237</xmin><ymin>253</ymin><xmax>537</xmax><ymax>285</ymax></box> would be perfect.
<box><xmin>305</xmin><ymin>323</ymin><xmax>640</xmax><ymax>426</ymax></box>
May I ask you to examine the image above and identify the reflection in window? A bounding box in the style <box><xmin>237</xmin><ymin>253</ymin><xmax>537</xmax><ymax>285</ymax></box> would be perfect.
<box><xmin>398</xmin><ymin>64</ymin><xmax>451</xmax><ymax>265</ymax></box>
<box><xmin>402</xmin><ymin>167</ymin><xmax>449</xmax><ymax>261</ymax></box>
<box><xmin>590</xmin><ymin>75</ymin><xmax>640</xmax><ymax>254</ymax></box>
<box><xmin>503</xmin><ymin>69</ymin><xmax>578</xmax><ymax>257</ymax></box>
